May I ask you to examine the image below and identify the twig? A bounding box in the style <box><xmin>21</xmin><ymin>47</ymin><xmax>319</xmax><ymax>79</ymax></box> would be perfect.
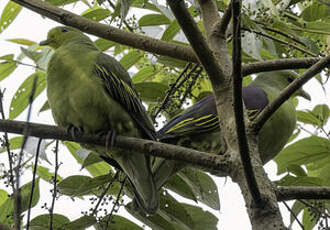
<box><xmin>166</xmin><ymin>0</ymin><xmax>225</xmax><ymax>87</ymax></box>
<box><xmin>26</xmin><ymin>138</ymin><xmax>43</xmax><ymax>230</ymax></box>
<box><xmin>0</xmin><ymin>89</ymin><xmax>18</xmax><ymax>229</ymax></box>
<box><xmin>92</xmin><ymin>171</ymin><xmax>119</xmax><ymax>216</ymax></box>
<box><xmin>277</xmin><ymin>186</ymin><xmax>330</xmax><ymax>201</ymax></box>
<box><xmin>105</xmin><ymin>176</ymin><xmax>127</xmax><ymax>227</ymax></box>
<box><xmin>232</xmin><ymin>0</ymin><xmax>262</xmax><ymax>207</ymax></box>
<box><xmin>252</xmin><ymin>54</ymin><xmax>330</xmax><ymax>133</ymax></box>
<box><xmin>14</xmin><ymin>76</ymin><xmax>38</xmax><ymax>230</ymax></box>
<box><xmin>49</xmin><ymin>140</ymin><xmax>59</xmax><ymax>230</ymax></box>
<box><xmin>282</xmin><ymin>201</ymin><xmax>305</xmax><ymax>230</ymax></box>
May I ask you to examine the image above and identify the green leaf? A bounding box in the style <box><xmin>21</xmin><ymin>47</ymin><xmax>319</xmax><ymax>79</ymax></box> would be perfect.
<box><xmin>0</xmin><ymin>61</ymin><xmax>17</xmax><ymax>81</ymax></box>
<box><xmin>81</xmin><ymin>152</ymin><xmax>103</xmax><ymax>169</ymax></box>
<box><xmin>302</xmin><ymin>206</ymin><xmax>318</xmax><ymax>230</ymax></box>
<box><xmin>135</xmin><ymin>82</ymin><xmax>168</xmax><ymax>102</ymax></box>
<box><xmin>138</xmin><ymin>14</ymin><xmax>171</xmax><ymax>26</ymax></box>
<box><xmin>275</xmin><ymin>175</ymin><xmax>323</xmax><ymax>186</ymax></box>
<box><xmin>275</xmin><ymin>136</ymin><xmax>330</xmax><ymax>174</ymax></box>
<box><xmin>39</xmin><ymin>100</ymin><xmax>50</xmax><ymax>113</ymax></box>
<box><xmin>157</xmin><ymin>56</ymin><xmax>188</xmax><ymax>68</ymax></box>
<box><xmin>132</xmin><ymin>66</ymin><xmax>157</xmax><ymax>83</ymax></box>
<box><xmin>94</xmin><ymin>38</ymin><xmax>116</xmax><ymax>51</ymax></box>
<box><xmin>0</xmin><ymin>179</ymin><xmax>40</xmax><ymax>224</ymax></box>
<box><xmin>120</xmin><ymin>50</ymin><xmax>143</xmax><ymax>70</ymax></box>
<box><xmin>29</xmin><ymin>214</ymin><xmax>70</xmax><ymax>230</ymax></box>
<box><xmin>81</xmin><ymin>7</ymin><xmax>110</xmax><ymax>21</ymax></box>
<box><xmin>9</xmin><ymin>72</ymin><xmax>46</xmax><ymax>120</ymax></box>
<box><xmin>178</xmin><ymin>168</ymin><xmax>220</xmax><ymax>210</ymax></box>
<box><xmin>289</xmin><ymin>201</ymin><xmax>305</xmax><ymax>226</ymax></box>
<box><xmin>6</xmin><ymin>38</ymin><xmax>36</xmax><ymax>46</ymax></box>
<box><xmin>0</xmin><ymin>1</ymin><xmax>22</xmax><ymax>33</ymax></box>
<box><xmin>182</xmin><ymin>203</ymin><xmax>218</xmax><ymax>230</ymax></box>
<box><xmin>286</xmin><ymin>164</ymin><xmax>307</xmax><ymax>177</ymax></box>
<box><xmin>0</xmin><ymin>136</ymin><xmax>23</xmax><ymax>153</ymax></box>
<box><xmin>164</xmin><ymin>175</ymin><xmax>197</xmax><ymax>202</ymax></box>
<box><xmin>161</xmin><ymin>20</ymin><xmax>180</xmax><ymax>41</ymax></box>
<box><xmin>0</xmin><ymin>189</ymin><xmax>8</xmax><ymax>207</ymax></box>
<box><xmin>96</xmin><ymin>215</ymin><xmax>143</xmax><ymax>230</ymax></box>
<box><xmin>296</xmin><ymin>110</ymin><xmax>320</xmax><ymax>126</ymax></box>
<box><xmin>0</xmin><ymin>54</ymin><xmax>14</xmax><ymax>61</ymax></box>
<box><xmin>57</xmin><ymin>174</ymin><xmax>119</xmax><ymax>196</ymax></box>
<box><xmin>36</xmin><ymin>165</ymin><xmax>63</xmax><ymax>183</ymax></box>
<box><xmin>61</xmin><ymin>215</ymin><xmax>96</xmax><ymax>230</ymax></box>
<box><xmin>301</xmin><ymin>2</ymin><xmax>330</xmax><ymax>22</ymax></box>
<box><xmin>120</xmin><ymin>0</ymin><xmax>132</xmax><ymax>21</ymax></box>
<box><xmin>312</xmin><ymin>104</ymin><xmax>330</xmax><ymax>125</ymax></box>
<box><xmin>64</xmin><ymin>141</ymin><xmax>111</xmax><ymax>177</ymax></box>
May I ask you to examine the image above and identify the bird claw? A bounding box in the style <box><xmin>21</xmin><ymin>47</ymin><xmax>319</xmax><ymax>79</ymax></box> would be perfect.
<box><xmin>105</xmin><ymin>130</ymin><xmax>117</xmax><ymax>153</ymax></box>
<box><xmin>67</xmin><ymin>125</ymin><xmax>84</xmax><ymax>138</ymax></box>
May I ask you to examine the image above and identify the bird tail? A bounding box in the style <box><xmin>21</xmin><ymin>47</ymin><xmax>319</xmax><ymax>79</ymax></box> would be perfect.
<box><xmin>116</xmin><ymin>151</ymin><xmax>159</xmax><ymax>214</ymax></box>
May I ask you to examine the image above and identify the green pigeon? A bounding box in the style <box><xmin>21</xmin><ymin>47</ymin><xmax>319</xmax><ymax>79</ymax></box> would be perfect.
<box><xmin>153</xmin><ymin>71</ymin><xmax>311</xmax><ymax>189</ymax></box>
<box><xmin>40</xmin><ymin>26</ymin><xmax>158</xmax><ymax>214</ymax></box>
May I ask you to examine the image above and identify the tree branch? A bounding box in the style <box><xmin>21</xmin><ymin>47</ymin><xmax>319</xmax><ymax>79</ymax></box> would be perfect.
<box><xmin>252</xmin><ymin>54</ymin><xmax>330</xmax><ymax>133</ymax></box>
<box><xmin>12</xmin><ymin>0</ymin><xmax>197</xmax><ymax>63</ymax></box>
<box><xmin>218</xmin><ymin>1</ymin><xmax>232</xmax><ymax>36</ymax></box>
<box><xmin>277</xmin><ymin>186</ymin><xmax>330</xmax><ymax>201</ymax></box>
<box><xmin>166</xmin><ymin>0</ymin><xmax>225</xmax><ymax>87</ymax></box>
<box><xmin>0</xmin><ymin>119</ymin><xmax>231</xmax><ymax>175</ymax></box>
<box><xmin>242</xmin><ymin>57</ymin><xmax>322</xmax><ymax>76</ymax></box>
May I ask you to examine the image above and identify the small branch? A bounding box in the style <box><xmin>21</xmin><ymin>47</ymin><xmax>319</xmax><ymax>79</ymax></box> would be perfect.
<box><xmin>0</xmin><ymin>119</ymin><xmax>231</xmax><ymax>175</ymax></box>
<box><xmin>243</xmin><ymin>28</ymin><xmax>318</xmax><ymax>57</ymax></box>
<box><xmin>252</xmin><ymin>54</ymin><xmax>330</xmax><ymax>133</ymax></box>
<box><xmin>26</xmin><ymin>138</ymin><xmax>43</xmax><ymax>230</ymax></box>
<box><xmin>218</xmin><ymin>1</ymin><xmax>232</xmax><ymax>36</ymax></box>
<box><xmin>242</xmin><ymin>57</ymin><xmax>322</xmax><ymax>76</ymax></box>
<box><xmin>277</xmin><ymin>186</ymin><xmax>330</xmax><ymax>201</ymax></box>
<box><xmin>166</xmin><ymin>0</ymin><xmax>225</xmax><ymax>87</ymax></box>
<box><xmin>49</xmin><ymin>140</ymin><xmax>59</xmax><ymax>230</ymax></box>
<box><xmin>11</xmin><ymin>0</ymin><xmax>197</xmax><ymax>63</ymax></box>
<box><xmin>282</xmin><ymin>201</ymin><xmax>305</xmax><ymax>230</ymax></box>
<box><xmin>232</xmin><ymin>0</ymin><xmax>262</xmax><ymax>207</ymax></box>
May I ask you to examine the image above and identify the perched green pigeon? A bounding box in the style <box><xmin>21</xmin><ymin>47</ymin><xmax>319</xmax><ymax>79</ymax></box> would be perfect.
<box><xmin>40</xmin><ymin>26</ymin><xmax>158</xmax><ymax>214</ymax></box>
<box><xmin>153</xmin><ymin>71</ymin><xmax>311</xmax><ymax>189</ymax></box>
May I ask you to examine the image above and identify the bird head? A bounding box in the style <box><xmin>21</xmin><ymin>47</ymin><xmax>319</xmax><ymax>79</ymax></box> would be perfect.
<box><xmin>39</xmin><ymin>26</ymin><xmax>91</xmax><ymax>49</ymax></box>
<box><xmin>255</xmin><ymin>70</ymin><xmax>311</xmax><ymax>101</ymax></box>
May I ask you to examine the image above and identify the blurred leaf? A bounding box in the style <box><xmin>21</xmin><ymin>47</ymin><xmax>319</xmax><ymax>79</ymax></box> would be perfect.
<box><xmin>29</xmin><ymin>214</ymin><xmax>70</xmax><ymax>230</ymax></box>
<box><xmin>9</xmin><ymin>72</ymin><xmax>46</xmax><ymax>120</ymax></box>
<box><xmin>36</xmin><ymin>165</ymin><xmax>63</xmax><ymax>183</ymax></box>
<box><xmin>120</xmin><ymin>50</ymin><xmax>143</xmax><ymax>69</ymax></box>
<box><xmin>81</xmin><ymin>152</ymin><xmax>103</xmax><ymax>169</ymax></box>
<box><xmin>96</xmin><ymin>215</ymin><xmax>143</xmax><ymax>230</ymax></box>
<box><xmin>178</xmin><ymin>168</ymin><xmax>220</xmax><ymax>210</ymax></box>
<box><xmin>81</xmin><ymin>7</ymin><xmax>110</xmax><ymax>21</ymax></box>
<box><xmin>0</xmin><ymin>136</ymin><xmax>22</xmax><ymax>153</ymax></box>
<box><xmin>132</xmin><ymin>66</ymin><xmax>157</xmax><ymax>83</ymax></box>
<box><xmin>301</xmin><ymin>2</ymin><xmax>330</xmax><ymax>22</ymax></box>
<box><xmin>0</xmin><ymin>1</ymin><xmax>22</xmax><ymax>33</ymax></box>
<box><xmin>289</xmin><ymin>201</ymin><xmax>305</xmax><ymax>227</ymax></box>
<box><xmin>139</xmin><ymin>14</ymin><xmax>171</xmax><ymax>26</ymax></box>
<box><xmin>39</xmin><ymin>100</ymin><xmax>50</xmax><ymax>113</ymax></box>
<box><xmin>312</xmin><ymin>104</ymin><xmax>330</xmax><ymax>125</ymax></box>
<box><xmin>6</xmin><ymin>38</ymin><xmax>36</xmax><ymax>46</ymax></box>
<box><xmin>0</xmin><ymin>179</ymin><xmax>40</xmax><ymax>224</ymax></box>
<box><xmin>45</xmin><ymin>0</ymin><xmax>79</xmax><ymax>6</ymax></box>
<box><xmin>164</xmin><ymin>175</ymin><xmax>197</xmax><ymax>202</ymax></box>
<box><xmin>94</xmin><ymin>38</ymin><xmax>116</xmax><ymax>51</ymax></box>
<box><xmin>0</xmin><ymin>189</ymin><xmax>8</xmax><ymax>207</ymax></box>
<box><xmin>302</xmin><ymin>206</ymin><xmax>318</xmax><ymax>230</ymax></box>
<box><xmin>286</xmin><ymin>164</ymin><xmax>307</xmax><ymax>177</ymax></box>
<box><xmin>57</xmin><ymin>174</ymin><xmax>119</xmax><ymax>196</ymax></box>
<box><xmin>62</xmin><ymin>215</ymin><xmax>96</xmax><ymax>230</ymax></box>
<box><xmin>182</xmin><ymin>203</ymin><xmax>218</xmax><ymax>230</ymax></box>
<box><xmin>275</xmin><ymin>136</ymin><xmax>330</xmax><ymax>175</ymax></box>
<box><xmin>275</xmin><ymin>175</ymin><xmax>323</xmax><ymax>186</ymax></box>
<box><xmin>161</xmin><ymin>20</ymin><xmax>180</xmax><ymax>41</ymax></box>
<box><xmin>0</xmin><ymin>60</ymin><xmax>17</xmax><ymax>81</ymax></box>
<box><xmin>120</xmin><ymin>0</ymin><xmax>132</xmax><ymax>21</ymax></box>
<box><xmin>135</xmin><ymin>82</ymin><xmax>168</xmax><ymax>102</ymax></box>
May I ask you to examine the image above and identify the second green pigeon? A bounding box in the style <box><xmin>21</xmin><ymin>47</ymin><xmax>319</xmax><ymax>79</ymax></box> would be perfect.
<box><xmin>153</xmin><ymin>71</ymin><xmax>311</xmax><ymax>189</ymax></box>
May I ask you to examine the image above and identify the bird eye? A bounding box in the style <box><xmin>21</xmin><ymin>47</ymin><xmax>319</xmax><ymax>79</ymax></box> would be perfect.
<box><xmin>61</xmin><ymin>28</ymin><xmax>69</xmax><ymax>33</ymax></box>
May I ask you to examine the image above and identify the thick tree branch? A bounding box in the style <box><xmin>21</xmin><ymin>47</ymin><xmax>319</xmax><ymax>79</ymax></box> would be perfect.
<box><xmin>0</xmin><ymin>119</ymin><xmax>231</xmax><ymax>175</ymax></box>
<box><xmin>12</xmin><ymin>0</ymin><xmax>198</xmax><ymax>63</ymax></box>
<box><xmin>277</xmin><ymin>186</ymin><xmax>330</xmax><ymax>201</ymax></box>
<box><xmin>166</xmin><ymin>0</ymin><xmax>225</xmax><ymax>87</ymax></box>
<box><xmin>252</xmin><ymin>54</ymin><xmax>330</xmax><ymax>133</ymax></box>
<box><xmin>218</xmin><ymin>2</ymin><xmax>232</xmax><ymax>36</ymax></box>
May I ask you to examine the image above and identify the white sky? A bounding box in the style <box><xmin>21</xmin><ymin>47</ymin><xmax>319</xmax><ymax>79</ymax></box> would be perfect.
<box><xmin>0</xmin><ymin>0</ymin><xmax>329</xmax><ymax>229</ymax></box>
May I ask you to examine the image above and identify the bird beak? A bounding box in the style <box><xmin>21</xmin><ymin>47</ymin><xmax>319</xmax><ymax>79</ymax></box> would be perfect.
<box><xmin>39</xmin><ymin>38</ymin><xmax>53</xmax><ymax>46</ymax></box>
<box><xmin>299</xmin><ymin>89</ymin><xmax>311</xmax><ymax>101</ymax></box>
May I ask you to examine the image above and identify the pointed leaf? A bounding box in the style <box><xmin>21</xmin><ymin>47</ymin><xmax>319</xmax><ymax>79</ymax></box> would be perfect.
<box><xmin>0</xmin><ymin>1</ymin><xmax>22</xmax><ymax>33</ymax></box>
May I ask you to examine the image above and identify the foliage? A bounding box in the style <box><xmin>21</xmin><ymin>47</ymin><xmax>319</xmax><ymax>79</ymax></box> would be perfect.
<box><xmin>0</xmin><ymin>0</ymin><xmax>329</xmax><ymax>229</ymax></box>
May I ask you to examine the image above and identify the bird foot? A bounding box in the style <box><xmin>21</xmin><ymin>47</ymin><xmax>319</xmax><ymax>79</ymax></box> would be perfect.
<box><xmin>97</xmin><ymin>130</ymin><xmax>117</xmax><ymax>152</ymax></box>
<box><xmin>67</xmin><ymin>125</ymin><xmax>84</xmax><ymax>139</ymax></box>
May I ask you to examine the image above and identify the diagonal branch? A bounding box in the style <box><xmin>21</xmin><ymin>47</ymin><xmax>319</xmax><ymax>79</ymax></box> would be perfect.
<box><xmin>166</xmin><ymin>0</ymin><xmax>225</xmax><ymax>87</ymax></box>
<box><xmin>0</xmin><ymin>119</ymin><xmax>231</xmax><ymax>175</ymax></box>
<box><xmin>218</xmin><ymin>1</ymin><xmax>232</xmax><ymax>37</ymax></box>
<box><xmin>252</xmin><ymin>54</ymin><xmax>330</xmax><ymax>133</ymax></box>
<box><xmin>12</xmin><ymin>0</ymin><xmax>197</xmax><ymax>63</ymax></box>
